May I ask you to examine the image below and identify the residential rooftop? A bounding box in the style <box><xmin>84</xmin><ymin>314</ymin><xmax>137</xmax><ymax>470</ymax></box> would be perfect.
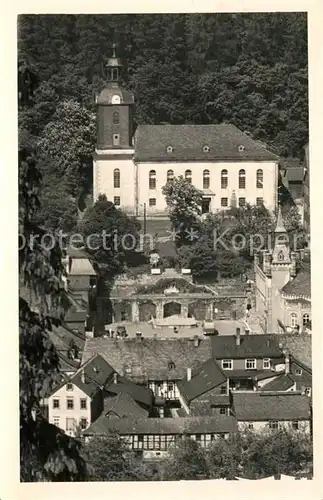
<box><xmin>211</xmin><ymin>333</ymin><xmax>283</xmax><ymax>359</ymax></box>
<box><xmin>177</xmin><ymin>358</ymin><xmax>227</xmax><ymax>404</ymax></box>
<box><xmin>232</xmin><ymin>392</ymin><xmax>311</xmax><ymax>421</ymax></box>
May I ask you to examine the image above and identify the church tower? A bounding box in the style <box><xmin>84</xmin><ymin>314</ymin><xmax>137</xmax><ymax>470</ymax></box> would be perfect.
<box><xmin>93</xmin><ymin>44</ymin><xmax>136</xmax><ymax>210</ymax></box>
<box><xmin>96</xmin><ymin>43</ymin><xmax>134</xmax><ymax>150</ymax></box>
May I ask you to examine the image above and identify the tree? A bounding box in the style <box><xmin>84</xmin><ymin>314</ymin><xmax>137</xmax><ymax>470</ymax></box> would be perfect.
<box><xmin>162</xmin><ymin>176</ymin><xmax>203</xmax><ymax>246</ymax></box>
<box><xmin>34</xmin><ymin>183</ymin><xmax>78</xmax><ymax>233</ymax></box>
<box><xmin>78</xmin><ymin>194</ymin><xmax>141</xmax><ymax>278</ymax></box>
<box><xmin>84</xmin><ymin>435</ymin><xmax>157</xmax><ymax>481</ymax></box>
<box><xmin>19</xmin><ymin>59</ymin><xmax>88</xmax><ymax>482</ymax></box>
<box><xmin>163</xmin><ymin>437</ymin><xmax>209</xmax><ymax>480</ymax></box>
<box><xmin>206</xmin><ymin>435</ymin><xmax>241</xmax><ymax>479</ymax></box>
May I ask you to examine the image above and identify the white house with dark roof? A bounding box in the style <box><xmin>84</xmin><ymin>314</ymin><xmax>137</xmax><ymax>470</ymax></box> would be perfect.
<box><xmin>93</xmin><ymin>51</ymin><xmax>279</xmax><ymax>216</ymax></box>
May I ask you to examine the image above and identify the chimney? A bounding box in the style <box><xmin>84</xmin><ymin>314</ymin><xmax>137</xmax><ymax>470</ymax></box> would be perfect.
<box><xmin>285</xmin><ymin>352</ymin><xmax>290</xmax><ymax>374</ymax></box>
<box><xmin>136</xmin><ymin>331</ymin><xmax>143</xmax><ymax>342</ymax></box>
<box><xmin>113</xmin><ymin>372</ymin><xmax>118</xmax><ymax>384</ymax></box>
<box><xmin>81</xmin><ymin>369</ymin><xmax>85</xmax><ymax>384</ymax></box>
<box><xmin>235</xmin><ymin>328</ymin><xmax>241</xmax><ymax>346</ymax></box>
<box><xmin>290</xmin><ymin>252</ymin><xmax>297</xmax><ymax>277</ymax></box>
<box><xmin>187</xmin><ymin>367</ymin><xmax>192</xmax><ymax>381</ymax></box>
<box><xmin>193</xmin><ymin>335</ymin><xmax>199</xmax><ymax>347</ymax></box>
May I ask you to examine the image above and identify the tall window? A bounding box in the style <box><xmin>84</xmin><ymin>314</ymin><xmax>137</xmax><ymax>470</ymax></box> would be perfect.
<box><xmin>203</xmin><ymin>169</ymin><xmax>210</xmax><ymax>189</ymax></box>
<box><xmin>112</xmin><ymin>111</ymin><xmax>120</xmax><ymax>124</ymax></box>
<box><xmin>167</xmin><ymin>169</ymin><xmax>174</xmax><ymax>183</ymax></box>
<box><xmin>239</xmin><ymin>169</ymin><xmax>246</xmax><ymax>189</ymax></box>
<box><xmin>256</xmin><ymin>169</ymin><xmax>263</xmax><ymax>188</ymax></box>
<box><xmin>53</xmin><ymin>399</ymin><xmax>60</xmax><ymax>409</ymax></box>
<box><xmin>80</xmin><ymin>398</ymin><xmax>87</xmax><ymax>410</ymax></box>
<box><xmin>149</xmin><ymin>170</ymin><xmax>156</xmax><ymax>190</ymax></box>
<box><xmin>221</xmin><ymin>198</ymin><xmax>228</xmax><ymax>207</ymax></box>
<box><xmin>263</xmin><ymin>358</ymin><xmax>271</xmax><ymax>369</ymax></box>
<box><xmin>291</xmin><ymin>313</ymin><xmax>297</xmax><ymax>328</ymax></box>
<box><xmin>113</xmin><ymin>168</ymin><xmax>120</xmax><ymax>188</ymax></box>
<box><xmin>185</xmin><ymin>169</ymin><xmax>192</xmax><ymax>183</ymax></box>
<box><xmin>114</xmin><ymin>196</ymin><xmax>121</xmax><ymax>206</ymax></box>
<box><xmin>221</xmin><ymin>169</ymin><xmax>228</xmax><ymax>189</ymax></box>
<box><xmin>256</xmin><ymin>197</ymin><xmax>264</xmax><ymax>207</ymax></box>
<box><xmin>303</xmin><ymin>313</ymin><xmax>310</xmax><ymax>326</ymax></box>
<box><xmin>66</xmin><ymin>418</ymin><xmax>76</xmax><ymax>431</ymax></box>
<box><xmin>239</xmin><ymin>197</ymin><xmax>246</xmax><ymax>207</ymax></box>
<box><xmin>66</xmin><ymin>398</ymin><xmax>74</xmax><ymax>410</ymax></box>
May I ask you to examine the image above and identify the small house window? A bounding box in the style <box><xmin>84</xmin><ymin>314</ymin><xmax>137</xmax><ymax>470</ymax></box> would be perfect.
<box><xmin>256</xmin><ymin>169</ymin><xmax>263</xmax><ymax>188</ymax></box>
<box><xmin>256</xmin><ymin>197</ymin><xmax>264</xmax><ymax>207</ymax></box>
<box><xmin>220</xmin><ymin>385</ymin><xmax>227</xmax><ymax>395</ymax></box>
<box><xmin>219</xmin><ymin>407</ymin><xmax>227</xmax><ymax>415</ymax></box>
<box><xmin>53</xmin><ymin>416</ymin><xmax>60</xmax><ymax>427</ymax></box>
<box><xmin>245</xmin><ymin>359</ymin><xmax>256</xmax><ymax>370</ymax></box>
<box><xmin>303</xmin><ymin>313</ymin><xmax>310</xmax><ymax>326</ymax></box>
<box><xmin>66</xmin><ymin>383</ymin><xmax>73</xmax><ymax>391</ymax></box>
<box><xmin>114</xmin><ymin>196</ymin><xmax>121</xmax><ymax>206</ymax></box>
<box><xmin>80</xmin><ymin>418</ymin><xmax>88</xmax><ymax>430</ymax></box>
<box><xmin>295</xmin><ymin>368</ymin><xmax>303</xmax><ymax>376</ymax></box>
<box><xmin>113</xmin><ymin>168</ymin><xmax>120</xmax><ymax>188</ymax></box>
<box><xmin>185</xmin><ymin>169</ymin><xmax>192</xmax><ymax>184</ymax></box>
<box><xmin>239</xmin><ymin>197</ymin><xmax>246</xmax><ymax>207</ymax></box>
<box><xmin>239</xmin><ymin>169</ymin><xmax>246</xmax><ymax>189</ymax></box>
<box><xmin>263</xmin><ymin>358</ymin><xmax>271</xmax><ymax>369</ymax></box>
<box><xmin>113</xmin><ymin>133</ymin><xmax>120</xmax><ymax>146</ymax></box>
<box><xmin>168</xmin><ymin>361</ymin><xmax>175</xmax><ymax>371</ymax></box>
<box><xmin>66</xmin><ymin>398</ymin><xmax>74</xmax><ymax>410</ymax></box>
<box><xmin>53</xmin><ymin>399</ymin><xmax>60</xmax><ymax>409</ymax></box>
<box><xmin>292</xmin><ymin>421</ymin><xmax>299</xmax><ymax>430</ymax></box>
<box><xmin>149</xmin><ymin>198</ymin><xmax>156</xmax><ymax>207</ymax></box>
<box><xmin>112</xmin><ymin>111</ymin><xmax>120</xmax><ymax>125</ymax></box>
<box><xmin>304</xmin><ymin>387</ymin><xmax>311</xmax><ymax>397</ymax></box>
<box><xmin>203</xmin><ymin>169</ymin><xmax>210</xmax><ymax>189</ymax></box>
<box><xmin>80</xmin><ymin>398</ymin><xmax>87</xmax><ymax>410</ymax></box>
<box><xmin>203</xmin><ymin>145</ymin><xmax>210</xmax><ymax>153</ymax></box>
<box><xmin>269</xmin><ymin>421</ymin><xmax>279</xmax><ymax>430</ymax></box>
<box><xmin>221</xmin><ymin>359</ymin><xmax>233</xmax><ymax>370</ymax></box>
<box><xmin>290</xmin><ymin>313</ymin><xmax>297</xmax><ymax>328</ymax></box>
<box><xmin>221</xmin><ymin>169</ymin><xmax>228</xmax><ymax>189</ymax></box>
<box><xmin>248</xmin><ymin>423</ymin><xmax>254</xmax><ymax>430</ymax></box>
<box><xmin>167</xmin><ymin>169</ymin><xmax>174</xmax><ymax>182</ymax></box>
<box><xmin>168</xmin><ymin>382</ymin><xmax>174</xmax><ymax>392</ymax></box>
<box><xmin>66</xmin><ymin>417</ymin><xmax>76</xmax><ymax>431</ymax></box>
<box><xmin>149</xmin><ymin>170</ymin><xmax>156</xmax><ymax>190</ymax></box>
<box><xmin>221</xmin><ymin>198</ymin><xmax>228</xmax><ymax>207</ymax></box>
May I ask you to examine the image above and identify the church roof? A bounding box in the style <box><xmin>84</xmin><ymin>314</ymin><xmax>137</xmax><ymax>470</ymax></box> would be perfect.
<box><xmin>133</xmin><ymin>124</ymin><xmax>278</xmax><ymax>162</ymax></box>
<box><xmin>281</xmin><ymin>262</ymin><xmax>311</xmax><ymax>299</ymax></box>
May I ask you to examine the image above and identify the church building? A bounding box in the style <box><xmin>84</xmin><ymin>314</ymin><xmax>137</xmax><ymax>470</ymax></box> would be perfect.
<box><xmin>93</xmin><ymin>49</ymin><xmax>279</xmax><ymax>217</ymax></box>
<box><xmin>254</xmin><ymin>206</ymin><xmax>311</xmax><ymax>334</ymax></box>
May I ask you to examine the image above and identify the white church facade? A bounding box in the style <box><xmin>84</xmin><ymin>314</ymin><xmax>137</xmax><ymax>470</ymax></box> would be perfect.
<box><xmin>93</xmin><ymin>51</ymin><xmax>279</xmax><ymax>217</ymax></box>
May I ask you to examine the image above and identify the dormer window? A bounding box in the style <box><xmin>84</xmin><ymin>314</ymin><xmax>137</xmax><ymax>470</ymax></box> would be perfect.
<box><xmin>168</xmin><ymin>361</ymin><xmax>176</xmax><ymax>371</ymax></box>
<box><xmin>238</xmin><ymin>145</ymin><xmax>245</xmax><ymax>152</ymax></box>
<box><xmin>166</xmin><ymin>145</ymin><xmax>174</xmax><ymax>153</ymax></box>
<box><xmin>203</xmin><ymin>145</ymin><xmax>210</xmax><ymax>153</ymax></box>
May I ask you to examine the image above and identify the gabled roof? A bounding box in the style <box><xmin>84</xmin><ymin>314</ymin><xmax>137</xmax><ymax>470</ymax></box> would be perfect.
<box><xmin>278</xmin><ymin>335</ymin><xmax>312</xmax><ymax>368</ymax></box>
<box><xmin>281</xmin><ymin>262</ymin><xmax>311</xmax><ymax>299</ymax></box>
<box><xmin>84</xmin><ymin>415</ymin><xmax>238</xmax><ymax>436</ymax></box>
<box><xmin>103</xmin><ymin>393</ymin><xmax>149</xmax><ymax>419</ymax></box>
<box><xmin>50</xmin><ymin>353</ymin><xmax>114</xmax><ymax>398</ymax></box>
<box><xmin>105</xmin><ymin>375</ymin><xmax>153</xmax><ymax>407</ymax></box>
<box><xmin>177</xmin><ymin>358</ymin><xmax>227</xmax><ymax>403</ymax></box>
<box><xmin>232</xmin><ymin>392</ymin><xmax>310</xmax><ymax>421</ymax></box>
<box><xmin>260</xmin><ymin>374</ymin><xmax>295</xmax><ymax>392</ymax></box>
<box><xmin>211</xmin><ymin>334</ymin><xmax>283</xmax><ymax>359</ymax></box>
<box><xmin>134</xmin><ymin>124</ymin><xmax>278</xmax><ymax>162</ymax></box>
<box><xmin>82</xmin><ymin>337</ymin><xmax>213</xmax><ymax>381</ymax></box>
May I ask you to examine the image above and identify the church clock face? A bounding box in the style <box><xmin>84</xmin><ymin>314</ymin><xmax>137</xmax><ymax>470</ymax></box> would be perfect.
<box><xmin>111</xmin><ymin>94</ymin><xmax>121</xmax><ymax>104</ymax></box>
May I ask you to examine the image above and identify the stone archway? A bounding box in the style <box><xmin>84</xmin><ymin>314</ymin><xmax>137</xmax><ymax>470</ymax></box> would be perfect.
<box><xmin>188</xmin><ymin>300</ymin><xmax>208</xmax><ymax>321</ymax></box>
<box><xmin>139</xmin><ymin>300</ymin><xmax>157</xmax><ymax>322</ymax></box>
<box><xmin>163</xmin><ymin>301</ymin><xmax>181</xmax><ymax>318</ymax></box>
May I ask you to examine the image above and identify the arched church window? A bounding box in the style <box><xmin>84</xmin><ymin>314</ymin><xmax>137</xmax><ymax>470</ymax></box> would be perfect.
<box><xmin>185</xmin><ymin>169</ymin><xmax>192</xmax><ymax>184</ymax></box>
<box><xmin>149</xmin><ymin>170</ymin><xmax>156</xmax><ymax>190</ymax></box>
<box><xmin>239</xmin><ymin>169</ymin><xmax>246</xmax><ymax>189</ymax></box>
<box><xmin>278</xmin><ymin>251</ymin><xmax>284</xmax><ymax>261</ymax></box>
<box><xmin>112</xmin><ymin>111</ymin><xmax>120</xmax><ymax>124</ymax></box>
<box><xmin>256</xmin><ymin>169</ymin><xmax>263</xmax><ymax>188</ymax></box>
<box><xmin>203</xmin><ymin>169</ymin><xmax>210</xmax><ymax>189</ymax></box>
<box><xmin>113</xmin><ymin>168</ymin><xmax>120</xmax><ymax>188</ymax></box>
<box><xmin>221</xmin><ymin>169</ymin><xmax>228</xmax><ymax>189</ymax></box>
<box><xmin>167</xmin><ymin>169</ymin><xmax>174</xmax><ymax>183</ymax></box>
<box><xmin>290</xmin><ymin>313</ymin><xmax>297</xmax><ymax>328</ymax></box>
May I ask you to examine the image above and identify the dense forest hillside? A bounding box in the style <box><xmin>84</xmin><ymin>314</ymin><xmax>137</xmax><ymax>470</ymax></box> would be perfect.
<box><xmin>18</xmin><ymin>13</ymin><xmax>308</xmax><ymax>229</ymax></box>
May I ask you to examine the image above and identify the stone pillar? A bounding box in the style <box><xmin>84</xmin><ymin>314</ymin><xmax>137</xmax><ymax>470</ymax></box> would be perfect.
<box><xmin>156</xmin><ymin>301</ymin><xmax>164</xmax><ymax>320</ymax></box>
<box><xmin>131</xmin><ymin>300</ymin><xmax>139</xmax><ymax>323</ymax></box>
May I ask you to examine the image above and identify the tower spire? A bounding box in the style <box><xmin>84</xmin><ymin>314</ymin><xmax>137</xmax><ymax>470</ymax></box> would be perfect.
<box><xmin>274</xmin><ymin>203</ymin><xmax>287</xmax><ymax>234</ymax></box>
